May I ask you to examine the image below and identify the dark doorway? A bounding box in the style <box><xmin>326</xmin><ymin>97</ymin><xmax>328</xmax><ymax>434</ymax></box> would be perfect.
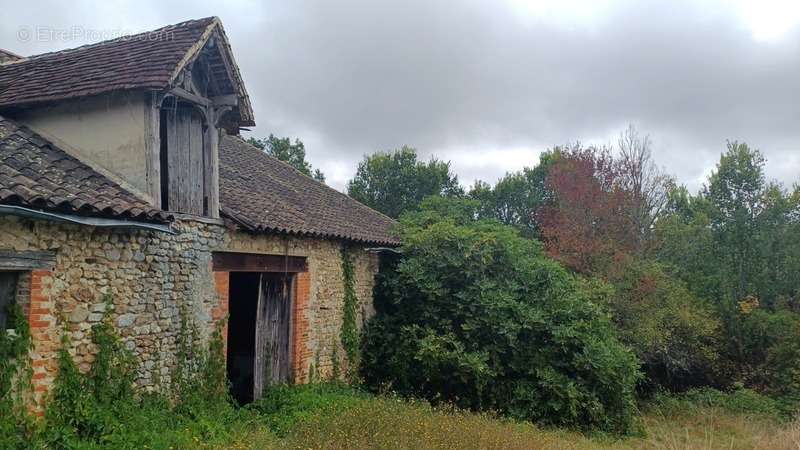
<box><xmin>226</xmin><ymin>272</ymin><xmax>294</xmax><ymax>405</ymax></box>
<box><xmin>227</xmin><ymin>272</ymin><xmax>259</xmax><ymax>405</ymax></box>
<box><xmin>0</xmin><ymin>271</ymin><xmax>19</xmax><ymax>330</ymax></box>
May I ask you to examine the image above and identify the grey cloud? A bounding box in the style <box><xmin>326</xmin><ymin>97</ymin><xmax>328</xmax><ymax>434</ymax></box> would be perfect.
<box><xmin>2</xmin><ymin>0</ymin><xmax>799</xmax><ymax>190</ymax></box>
<box><xmin>238</xmin><ymin>0</ymin><xmax>800</xmax><ymax>190</ymax></box>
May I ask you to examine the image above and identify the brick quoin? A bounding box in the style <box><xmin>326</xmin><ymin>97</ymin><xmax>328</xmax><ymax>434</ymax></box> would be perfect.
<box><xmin>292</xmin><ymin>271</ymin><xmax>311</xmax><ymax>383</ymax></box>
<box><xmin>27</xmin><ymin>269</ymin><xmax>56</xmax><ymax>415</ymax></box>
<box><xmin>212</xmin><ymin>271</ymin><xmax>230</xmax><ymax>357</ymax></box>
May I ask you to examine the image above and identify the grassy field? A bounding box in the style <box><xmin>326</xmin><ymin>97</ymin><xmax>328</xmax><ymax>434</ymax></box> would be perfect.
<box><xmin>21</xmin><ymin>383</ymin><xmax>795</xmax><ymax>449</ymax></box>
<box><xmin>215</xmin><ymin>385</ymin><xmax>799</xmax><ymax>450</ymax></box>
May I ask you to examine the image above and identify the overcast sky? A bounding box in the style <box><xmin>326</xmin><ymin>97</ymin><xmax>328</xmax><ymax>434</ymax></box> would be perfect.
<box><xmin>2</xmin><ymin>0</ymin><xmax>799</xmax><ymax>192</ymax></box>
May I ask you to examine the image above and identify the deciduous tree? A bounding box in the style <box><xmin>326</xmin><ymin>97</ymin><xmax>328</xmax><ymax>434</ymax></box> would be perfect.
<box><xmin>538</xmin><ymin>145</ymin><xmax>635</xmax><ymax>275</ymax></box>
<box><xmin>347</xmin><ymin>146</ymin><xmax>463</xmax><ymax>218</ymax></box>
<box><xmin>469</xmin><ymin>149</ymin><xmax>560</xmax><ymax>238</ymax></box>
<box><xmin>248</xmin><ymin>135</ymin><xmax>326</xmax><ymax>182</ymax></box>
<box><xmin>616</xmin><ymin>125</ymin><xmax>674</xmax><ymax>253</ymax></box>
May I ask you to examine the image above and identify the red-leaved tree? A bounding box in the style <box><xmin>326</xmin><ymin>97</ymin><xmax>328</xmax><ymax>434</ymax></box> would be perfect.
<box><xmin>538</xmin><ymin>145</ymin><xmax>637</xmax><ymax>275</ymax></box>
<box><xmin>539</xmin><ymin>127</ymin><xmax>673</xmax><ymax>276</ymax></box>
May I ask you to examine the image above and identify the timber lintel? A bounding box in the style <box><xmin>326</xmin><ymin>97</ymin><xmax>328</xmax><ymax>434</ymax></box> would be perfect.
<box><xmin>0</xmin><ymin>250</ymin><xmax>56</xmax><ymax>270</ymax></box>
<box><xmin>212</xmin><ymin>251</ymin><xmax>308</xmax><ymax>273</ymax></box>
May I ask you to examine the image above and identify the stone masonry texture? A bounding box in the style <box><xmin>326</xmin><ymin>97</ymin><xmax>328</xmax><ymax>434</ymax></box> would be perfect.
<box><xmin>0</xmin><ymin>214</ymin><xmax>380</xmax><ymax>409</ymax></box>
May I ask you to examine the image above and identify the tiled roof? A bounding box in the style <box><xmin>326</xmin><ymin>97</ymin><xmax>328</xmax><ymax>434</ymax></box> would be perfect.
<box><xmin>0</xmin><ymin>115</ymin><xmax>167</xmax><ymax>222</ymax></box>
<box><xmin>0</xmin><ymin>116</ymin><xmax>396</xmax><ymax>242</ymax></box>
<box><xmin>0</xmin><ymin>17</ymin><xmax>254</xmax><ymax>126</ymax></box>
<box><xmin>0</xmin><ymin>17</ymin><xmax>394</xmax><ymax>243</ymax></box>
<box><xmin>219</xmin><ymin>135</ymin><xmax>399</xmax><ymax>245</ymax></box>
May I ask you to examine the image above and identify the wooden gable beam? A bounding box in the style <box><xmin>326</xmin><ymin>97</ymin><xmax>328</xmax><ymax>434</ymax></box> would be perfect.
<box><xmin>169</xmin><ymin>87</ymin><xmax>211</xmax><ymax>108</ymax></box>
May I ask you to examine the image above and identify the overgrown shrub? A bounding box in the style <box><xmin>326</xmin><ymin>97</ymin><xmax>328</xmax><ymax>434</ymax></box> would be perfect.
<box><xmin>605</xmin><ymin>260</ymin><xmax>722</xmax><ymax>391</ymax></box>
<box><xmin>738</xmin><ymin>309</ymin><xmax>800</xmax><ymax>405</ymax></box>
<box><xmin>647</xmin><ymin>387</ymin><xmax>785</xmax><ymax>421</ymax></box>
<box><xmin>361</xmin><ymin>197</ymin><xmax>642</xmax><ymax>434</ymax></box>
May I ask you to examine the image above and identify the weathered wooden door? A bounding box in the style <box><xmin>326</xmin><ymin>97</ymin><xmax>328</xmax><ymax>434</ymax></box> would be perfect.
<box><xmin>253</xmin><ymin>273</ymin><xmax>292</xmax><ymax>399</ymax></box>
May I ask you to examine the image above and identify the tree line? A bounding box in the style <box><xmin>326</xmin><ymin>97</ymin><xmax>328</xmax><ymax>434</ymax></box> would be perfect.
<box><xmin>250</xmin><ymin>127</ymin><xmax>800</xmax><ymax>432</ymax></box>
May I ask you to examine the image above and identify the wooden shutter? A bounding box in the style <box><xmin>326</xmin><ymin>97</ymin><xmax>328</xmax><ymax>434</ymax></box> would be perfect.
<box><xmin>164</xmin><ymin>105</ymin><xmax>206</xmax><ymax>215</ymax></box>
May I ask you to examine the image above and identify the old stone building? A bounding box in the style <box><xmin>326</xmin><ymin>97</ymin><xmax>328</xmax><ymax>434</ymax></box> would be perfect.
<box><xmin>0</xmin><ymin>17</ymin><xmax>397</xmax><ymax>410</ymax></box>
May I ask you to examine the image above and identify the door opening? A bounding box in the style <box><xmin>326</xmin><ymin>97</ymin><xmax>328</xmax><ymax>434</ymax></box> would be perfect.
<box><xmin>0</xmin><ymin>271</ymin><xmax>19</xmax><ymax>330</ymax></box>
<box><xmin>226</xmin><ymin>272</ymin><xmax>293</xmax><ymax>405</ymax></box>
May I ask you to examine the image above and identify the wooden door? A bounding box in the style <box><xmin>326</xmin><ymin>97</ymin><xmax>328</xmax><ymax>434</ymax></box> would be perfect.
<box><xmin>253</xmin><ymin>273</ymin><xmax>293</xmax><ymax>399</ymax></box>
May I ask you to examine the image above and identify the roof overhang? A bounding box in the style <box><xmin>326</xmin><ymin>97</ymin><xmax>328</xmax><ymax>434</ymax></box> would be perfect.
<box><xmin>0</xmin><ymin>205</ymin><xmax>173</xmax><ymax>234</ymax></box>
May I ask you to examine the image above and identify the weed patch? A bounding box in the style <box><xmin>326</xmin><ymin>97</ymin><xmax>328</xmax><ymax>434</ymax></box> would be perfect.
<box><xmin>646</xmin><ymin>387</ymin><xmax>788</xmax><ymax>421</ymax></box>
<box><xmin>37</xmin><ymin>299</ymin><xmax>252</xmax><ymax>449</ymax></box>
<box><xmin>247</xmin><ymin>382</ymin><xmax>367</xmax><ymax>436</ymax></box>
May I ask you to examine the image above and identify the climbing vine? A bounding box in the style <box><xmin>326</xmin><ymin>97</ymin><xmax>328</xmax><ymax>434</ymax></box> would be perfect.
<box><xmin>46</xmin><ymin>296</ymin><xmax>137</xmax><ymax>445</ymax></box>
<box><xmin>340</xmin><ymin>244</ymin><xmax>360</xmax><ymax>378</ymax></box>
<box><xmin>45</xmin><ymin>296</ymin><xmax>230</xmax><ymax>446</ymax></box>
<box><xmin>0</xmin><ymin>302</ymin><xmax>34</xmax><ymax>447</ymax></box>
<box><xmin>173</xmin><ymin>304</ymin><xmax>228</xmax><ymax>405</ymax></box>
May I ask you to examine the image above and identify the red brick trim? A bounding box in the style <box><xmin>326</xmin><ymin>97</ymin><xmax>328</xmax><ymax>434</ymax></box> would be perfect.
<box><xmin>212</xmin><ymin>271</ymin><xmax>230</xmax><ymax>358</ymax></box>
<box><xmin>28</xmin><ymin>269</ymin><xmax>55</xmax><ymax>414</ymax></box>
<box><xmin>292</xmin><ymin>271</ymin><xmax>311</xmax><ymax>383</ymax></box>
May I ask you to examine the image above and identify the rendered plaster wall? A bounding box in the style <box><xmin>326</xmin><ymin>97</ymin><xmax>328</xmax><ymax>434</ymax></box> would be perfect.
<box><xmin>12</xmin><ymin>92</ymin><xmax>152</xmax><ymax>200</ymax></box>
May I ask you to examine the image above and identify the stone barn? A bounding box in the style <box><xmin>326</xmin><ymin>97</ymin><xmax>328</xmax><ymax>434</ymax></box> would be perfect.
<box><xmin>0</xmin><ymin>17</ymin><xmax>397</xmax><ymax>410</ymax></box>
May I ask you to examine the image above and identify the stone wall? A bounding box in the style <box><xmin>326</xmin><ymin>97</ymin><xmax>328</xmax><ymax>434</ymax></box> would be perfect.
<box><xmin>0</xmin><ymin>214</ymin><xmax>380</xmax><ymax>410</ymax></box>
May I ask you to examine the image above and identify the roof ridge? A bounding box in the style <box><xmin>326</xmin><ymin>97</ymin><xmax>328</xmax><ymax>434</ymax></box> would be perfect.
<box><xmin>228</xmin><ymin>135</ymin><xmax>398</xmax><ymax>223</ymax></box>
<box><xmin>24</xmin><ymin>17</ymin><xmax>217</xmax><ymax>62</ymax></box>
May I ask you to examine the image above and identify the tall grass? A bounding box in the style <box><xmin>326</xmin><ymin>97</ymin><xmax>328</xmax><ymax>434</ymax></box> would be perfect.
<box><xmin>227</xmin><ymin>385</ymin><xmax>793</xmax><ymax>450</ymax></box>
<box><xmin>18</xmin><ymin>381</ymin><xmax>793</xmax><ymax>449</ymax></box>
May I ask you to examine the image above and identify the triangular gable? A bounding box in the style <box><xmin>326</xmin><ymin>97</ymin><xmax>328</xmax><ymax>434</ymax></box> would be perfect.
<box><xmin>168</xmin><ymin>18</ymin><xmax>255</xmax><ymax>127</ymax></box>
<box><xmin>0</xmin><ymin>17</ymin><xmax>254</xmax><ymax>127</ymax></box>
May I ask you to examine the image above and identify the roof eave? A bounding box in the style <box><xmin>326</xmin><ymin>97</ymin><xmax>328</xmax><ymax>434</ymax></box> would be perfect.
<box><xmin>220</xmin><ymin>208</ymin><xmax>400</xmax><ymax>246</ymax></box>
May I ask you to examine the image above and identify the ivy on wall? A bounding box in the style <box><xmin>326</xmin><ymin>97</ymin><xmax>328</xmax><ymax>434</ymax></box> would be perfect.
<box><xmin>339</xmin><ymin>244</ymin><xmax>360</xmax><ymax>377</ymax></box>
<box><xmin>45</xmin><ymin>296</ymin><xmax>229</xmax><ymax>445</ymax></box>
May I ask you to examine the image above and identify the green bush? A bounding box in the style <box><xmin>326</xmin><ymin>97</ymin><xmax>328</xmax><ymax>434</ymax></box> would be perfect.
<box><xmin>605</xmin><ymin>260</ymin><xmax>722</xmax><ymax>391</ymax></box>
<box><xmin>361</xmin><ymin>197</ymin><xmax>642</xmax><ymax>434</ymax></box>
<box><xmin>44</xmin><ymin>304</ymin><xmax>142</xmax><ymax>447</ymax></box>
<box><xmin>739</xmin><ymin>309</ymin><xmax>800</xmax><ymax>404</ymax></box>
<box><xmin>0</xmin><ymin>303</ymin><xmax>34</xmax><ymax>449</ymax></box>
<box><xmin>647</xmin><ymin>387</ymin><xmax>784</xmax><ymax>421</ymax></box>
